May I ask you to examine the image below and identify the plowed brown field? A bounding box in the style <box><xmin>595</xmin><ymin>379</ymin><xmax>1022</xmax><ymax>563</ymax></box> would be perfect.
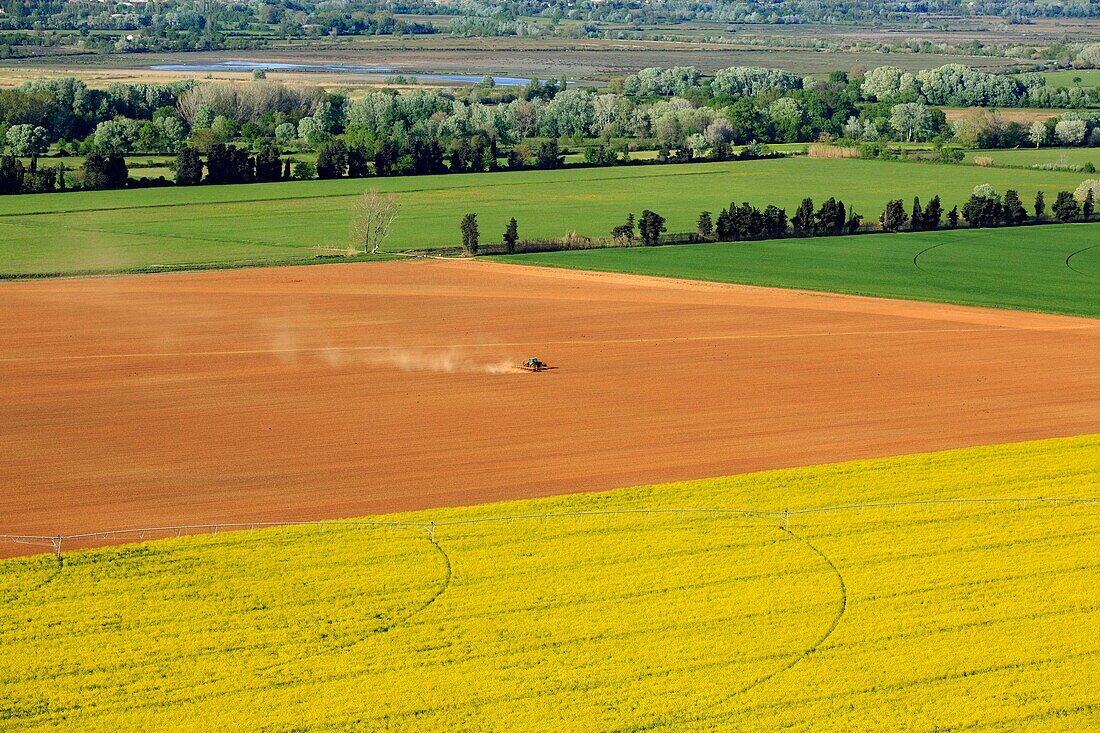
<box><xmin>2</xmin><ymin>259</ymin><xmax>1098</xmax><ymax>552</ymax></box>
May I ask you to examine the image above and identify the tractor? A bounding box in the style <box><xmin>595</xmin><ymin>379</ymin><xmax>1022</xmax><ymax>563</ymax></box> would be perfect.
<box><xmin>519</xmin><ymin>357</ymin><xmax>547</xmax><ymax>372</ymax></box>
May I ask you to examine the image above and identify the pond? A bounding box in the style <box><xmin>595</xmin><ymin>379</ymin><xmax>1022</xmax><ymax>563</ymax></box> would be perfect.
<box><xmin>149</xmin><ymin>60</ymin><xmax>539</xmax><ymax>87</ymax></box>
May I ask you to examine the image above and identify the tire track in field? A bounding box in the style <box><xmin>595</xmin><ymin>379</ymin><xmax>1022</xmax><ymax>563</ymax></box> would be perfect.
<box><xmin>608</xmin><ymin>524</ymin><xmax>850</xmax><ymax>733</ymax></box>
<box><xmin>914</xmin><ymin>229</ymin><xmax>1100</xmax><ymax>286</ymax></box>
<box><xmin>376</xmin><ymin>528</ymin><xmax>452</xmax><ymax>634</ymax></box>
<box><xmin>1065</xmin><ymin>242</ymin><xmax>1100</xmax><ymax>279</ymax></box>
<box><xmin>910</xmin><ymin>231</ymin><xmax>989</xmax><ymax>281</ymax></box>
<box><xmin>72</xmin><ymin>528</ymin><xmax>457</xmax><ymax>723</ymax></box>
<box><xmin>252</xmin><ymin>527</ymin><xmax>452</xmax><ymax>682</ymax></box>
<box><xmin>48</xmin><ymin>221</ymin><xmax>311</xmax><ymax>253</ymax></box>
<box><xmin>1</xmin><ymin>552</ymin><xmax>64</xmax><ymax>606</ymax></box>
<box><xmin>728</xmin><ymin>526</ymin><xmax>848</xmax><ymax>698</ymax></box>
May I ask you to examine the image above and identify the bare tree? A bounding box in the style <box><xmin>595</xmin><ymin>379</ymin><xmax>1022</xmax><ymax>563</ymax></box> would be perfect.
<box><xmin>351</xmin><ymin>189</ymin><xmax>399</xmax><ymax>254</ymax></box>
<box><xmin>177</xmin><ymin>82</ymin><xmax>323</xmax><ymax>126</ymax></box>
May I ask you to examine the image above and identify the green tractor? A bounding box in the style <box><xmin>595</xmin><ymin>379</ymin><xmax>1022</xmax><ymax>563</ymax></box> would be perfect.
<box><xmin>520</xmin><ymin>357</ymin><xmax>547</xmax><ymax>372</ymax></box>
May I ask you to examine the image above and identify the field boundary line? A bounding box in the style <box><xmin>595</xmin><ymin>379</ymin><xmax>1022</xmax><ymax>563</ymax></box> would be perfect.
<box><xmin>0</xmin><ymin>164</ymin><xmax>744</xmax><ymax>220</ymax></box>
<box><xmin>2</xmin><ymin>496</ymin><xmax>1098</xmax><ymax>559</ymax></box>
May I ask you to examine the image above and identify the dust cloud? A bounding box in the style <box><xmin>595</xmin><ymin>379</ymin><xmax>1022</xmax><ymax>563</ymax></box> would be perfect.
<box><xmin>257</xmin><ymin>313</ymin><xmax>521</xmax><ymax>373</ymax></box>
<box><xmin>368</xmin><ymin>347</ymin><xmax>519</xmax><ymax>374</ymax></box>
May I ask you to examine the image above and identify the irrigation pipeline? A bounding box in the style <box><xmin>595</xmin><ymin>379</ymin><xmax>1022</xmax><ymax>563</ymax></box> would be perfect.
<box><xmin>2</xmin><ymin>496</ymin><xmax>1099</xmax><ymax>560</ymax></box>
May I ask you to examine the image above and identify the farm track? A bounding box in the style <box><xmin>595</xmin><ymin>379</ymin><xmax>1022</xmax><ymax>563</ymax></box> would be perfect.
<box><xmin>1</xmin><ymin>258</ymin><xmax>1099</xmax><ymax>554</ymax></box>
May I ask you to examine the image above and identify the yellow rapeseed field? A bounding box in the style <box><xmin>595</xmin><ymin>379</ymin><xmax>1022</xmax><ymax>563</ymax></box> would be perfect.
<box><xmin>1</xmin><ymin>435</ymin><xmax>1098</xmax><ymax>731</ymax></box>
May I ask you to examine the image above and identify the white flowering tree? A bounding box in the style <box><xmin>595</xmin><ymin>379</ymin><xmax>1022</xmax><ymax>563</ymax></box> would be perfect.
<box><xmin>1055</xmin><ymin>118</ymin><xmax>1087</xmax><ymax>146</ymax></box>
<box><xmin>1028</xmin><ymin>121</ymin><xmax>1048</xmax><ymax>149</ymax></box>
<box><xmin>5</xmin><ymin>124</ymin><xmax>50</xmax><ymax>156</ymax></box>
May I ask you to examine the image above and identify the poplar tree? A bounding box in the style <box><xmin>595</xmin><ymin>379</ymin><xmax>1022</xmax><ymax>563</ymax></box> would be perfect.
<box><xmin>791</xmin><ymin>197</ymin><xmax>814</xmax><ymax>236</ymax></box>
<box><xmin>696</xmin><ymin>211</ymin><xmax>713</xmax><ymax>239</ymax></box>
<box><xmin>461</xmin><ymin>213</ymin><xmax>479</xmax><ymax>254</ymax></box>
<box><xmin>503</xmin><ymin>217</ymin><xmax>519</xmax><ymax>253</ymax></box>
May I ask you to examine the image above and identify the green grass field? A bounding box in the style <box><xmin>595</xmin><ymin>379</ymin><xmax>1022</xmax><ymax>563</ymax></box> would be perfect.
<box><xmin>18</xmin><ymin>154</ymin><xmax>178</xmax><ymax>180</ymax></box>
<box><xmin>1032</xmin><ymin>69</ymin><xmax>1100</xmax><ymax>89</ymax></box>
<box><xmin>23</xmin><ymin>153</ymin><xmax>319</xmax><ymax>182</ymax></box>
<box><xmin>966</xmin><ymin>147</ymin><xmax>1100</xmax><ymax>169</ymax></box>
<box><xmin>500</xmin><ymin>223</ymin><xmax>1100</xmax><ymax>318</ymax></box>
<box><xmin>0</xmin><ymin>157</ymin><xmax>1094</xmax><ymax>276</ymax></box>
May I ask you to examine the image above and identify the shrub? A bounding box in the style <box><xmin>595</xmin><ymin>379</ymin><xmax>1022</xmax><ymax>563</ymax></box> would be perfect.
<box><xmin>316</xmin><ymin>139</ymin><xmax>348</xmax><ymax>179</ymax></box>
<box><xmin>1003</xmin><ymin>190</ymin><xmax>1027</xmax><ymax>225</ymax></box>
<box><xmin>561</xmin><ymin>231</ymin><xmax>591</xmax><ymax>248</ymax></box>
<box><xmin>923</xmin><ymin>195</ymin><xmax>944</xmax><ymax>230</ymax></box>
<box><xmin>82</xmin><ymin>152</ymin><xmax>128</xmax><ymax>190</ymax></box>
<box><xmin>937</xmin><ymin>147</ymin><xmax>966</xmax><ymax>164</ymax></box>
<box><xmin>291</xmin><ymin>160</ymin><xmax>315</xmax><ymax>180</ymax></box>
<box><xmin>22</xmin><ymin>167</ymin><xmax>56</xmax><ymax>194</ymax></box>
<box><xmin>972</xmin><ymin>156</ymin><xmax>994</xmax><ymax>167</ymax></box>
<box><xmin>791</xmin><ymin>198</ymin><xmax>815</xmax><ymax>236</ymax></box>
<box><xmin>696</xmin><ymin>211</ymin><xmax>713</xmax><ymax>239</ymax></box>
<box><xmin>0</xmin><ymin>154</ymin><xmax>25</xmax><ymax>195</ymax></box>
<box><xmin>611</xmin><ymin>214</ymin><xmax>636</xmax><ymax>242</ymax></box>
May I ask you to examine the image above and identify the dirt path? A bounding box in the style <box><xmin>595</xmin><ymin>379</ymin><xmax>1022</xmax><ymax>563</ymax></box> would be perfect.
<box><xmin>1</xmin><ymin>259</ymin><xmax>1097</xmax><ymax>553</ymax></box>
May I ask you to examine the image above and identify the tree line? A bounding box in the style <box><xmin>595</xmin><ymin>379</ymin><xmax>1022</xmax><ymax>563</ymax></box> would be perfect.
<box><xmin>3</xmin><ymin>67</ymin><xmax>1100</xmax><ymax>197</ymax></box>
<box><xmin>0</xmin><ymin>133</ymin><xmax>780</xmax><ymax>195</ymax></box>
<box><xmin>0</xmin><ymin>152</ymin><xmax>124</xmax><ymax>194</ymax></box>
<box><xmin>879</xmin><ymin>185</ymin><xmax>1095</xmax><ymax>231</ymax></box>
<box><xmin>696</xmin><ymin>185</ymin><xmax>1096</xmax><ymax>241</ymax></box>
<box><xmin>6</xmin><ymin>0</ymin><xmax>1100</xmax><ymax>45</ymax></box>
<box><xmin>465</xmin><ymin>182</ymin><xmax>1099</xmax><ymax>254</ymax></box>
<box><xmin>1</xmin><ymin>69</ymin><xmax>1097</xmax><ymax>163</ymax></box>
